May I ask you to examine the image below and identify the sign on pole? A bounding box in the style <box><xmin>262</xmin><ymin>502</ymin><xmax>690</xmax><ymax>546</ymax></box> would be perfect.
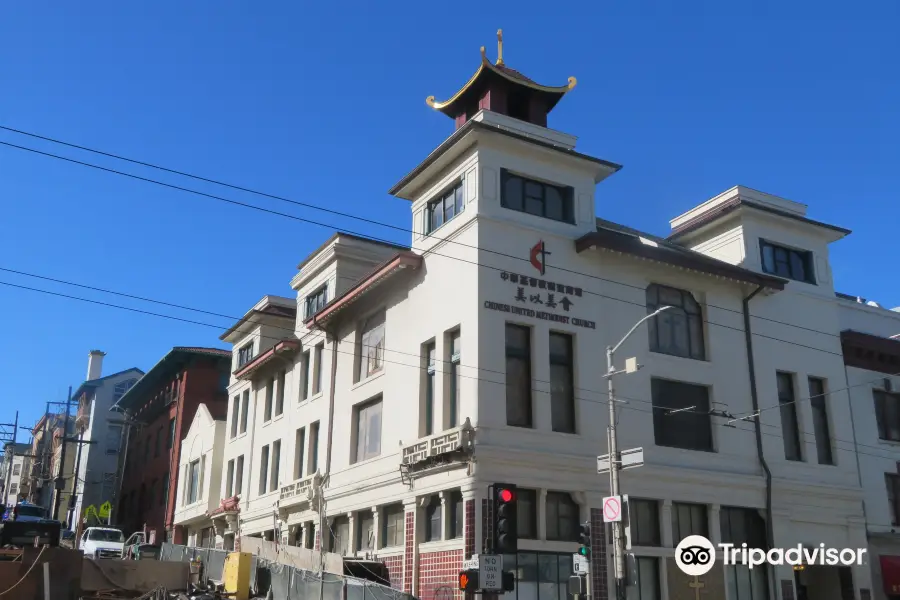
<box><xmin>479</xmin><ymin>554</ymin><xmax>503</xmax><ymax>591</ymax></box>
<box><xmin>98</xmin><ymin>501</ymin><xmax>112</xmax><ymax>519</ymax></box>
<box><xmin>463</xmin><ymin>555</ymin><xmax>479</xmax><ymax>570</ymax></box>
<box><xmin>597</xmin><ymin>447</ymin><xmax>644</xmax><ymax>474</ymax></box>
<box><xmin>573</xmin><ymin>553</ymin><xmax>589</xmax><ymax>575</ymax></box>
<box><xmin>602</xmin><ymin>496</ymin><xmax>622</xmax><ymax>523</ymax></box>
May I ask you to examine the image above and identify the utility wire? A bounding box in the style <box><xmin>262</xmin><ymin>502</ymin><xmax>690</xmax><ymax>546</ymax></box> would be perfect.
<box><xmin>1</xmin><ymin>276</ymin><xmax>897</xmax><ymax>462</ymax></box>
<box><xmin>0</xmin><ymin>127</ymin><xmax>876</xmax><ymax>345</ymax></box>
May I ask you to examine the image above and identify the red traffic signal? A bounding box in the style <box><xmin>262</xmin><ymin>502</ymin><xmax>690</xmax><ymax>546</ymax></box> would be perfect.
<box><xmin>458</xmin><ymin>569</ymin><xmax>478</xmax><ymax>591</ymax></box>
<box><xmin>499</xmin><ymin>488</ymin><xmax>513</xmax><ymax>503</ymax></box>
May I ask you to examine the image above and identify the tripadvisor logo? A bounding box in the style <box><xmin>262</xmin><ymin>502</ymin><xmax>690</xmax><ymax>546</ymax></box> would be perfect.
<box><xmin>675</xmin><ymin>535</ymin><xmax>868</xmax><ymax>575</ymax></box>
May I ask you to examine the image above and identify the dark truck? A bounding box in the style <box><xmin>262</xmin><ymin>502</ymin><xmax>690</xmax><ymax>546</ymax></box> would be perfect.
<box><xmin>0</xmin><ymin>501</ymin><xmax>62</xmax><ymax>547</ymax></box>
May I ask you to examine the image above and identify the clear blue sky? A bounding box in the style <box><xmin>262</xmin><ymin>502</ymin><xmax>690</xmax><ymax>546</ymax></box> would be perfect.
<box><xmin>1</xmin><ymin>2</ymin><xmax>897</xmax><ymax>436</ymax></box>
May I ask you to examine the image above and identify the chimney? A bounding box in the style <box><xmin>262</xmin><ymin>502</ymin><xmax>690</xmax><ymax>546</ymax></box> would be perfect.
<box><xmin>87</xmin><ymin>350</ymin><xmax>106</xmax><ymax>381</ymax></box>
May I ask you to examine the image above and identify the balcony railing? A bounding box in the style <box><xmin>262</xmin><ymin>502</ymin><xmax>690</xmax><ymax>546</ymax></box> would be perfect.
<box><xmin>279</xmin><ymin>472</ymin><xmax>319</xmax><ymax>507</ymax></box>
<box><xmin>401</xmin><ymin>418</ymin><xmax>474</xmax><ymax>467</ymax></box>
<box><xmin>75</xmin><ymin>400</ymin><xmax>92</xmax><ymax>428</ymax></box>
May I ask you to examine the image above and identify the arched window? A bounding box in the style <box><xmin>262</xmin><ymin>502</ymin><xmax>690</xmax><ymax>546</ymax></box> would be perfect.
<box><xmin>646</xmin><ymin>284</ymin><xmax>705</xmax><ymax>360</ymax></box>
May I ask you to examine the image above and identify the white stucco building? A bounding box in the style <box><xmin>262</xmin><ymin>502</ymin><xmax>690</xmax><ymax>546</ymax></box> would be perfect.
<box><xmin>173</xmin><ymin>403</ymin><xmax>226</xmax><ymax>547</ymax></box>
<box><xmin>207</xmin><ymin>37</ymin><xmax>897</xmax><ymax>600</ymax></box>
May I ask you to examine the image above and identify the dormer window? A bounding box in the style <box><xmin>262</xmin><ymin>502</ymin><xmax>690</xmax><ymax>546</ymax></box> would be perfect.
<box><xmin>237</xmin><ymin>343</ymin><xmax>254</xmax><ymax>368</ymax></box>
<box><xmin>304</xmin><ymin>284</ymin><xmax>328</xmax><ymax>319</ymax></box>
<box><xmin>760</xmin><ymin>240</ymin><xmax>815</xmax><ymax>284</ymax></box>
<box><xmin>501</xmin><ymin>169</ymin><xmax>574</xmax><ymax>224</ymax></box>
<box><xmin>426</xmin><ymin>182</ymin><xmax>464</xmax><ymax>234</ymax></box>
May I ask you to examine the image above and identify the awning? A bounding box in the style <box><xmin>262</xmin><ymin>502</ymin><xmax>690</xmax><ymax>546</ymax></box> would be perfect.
<box><xmin>880</xmin><ymin>555</ymin><xmax>900</xmax><ymax>596</ymax></box>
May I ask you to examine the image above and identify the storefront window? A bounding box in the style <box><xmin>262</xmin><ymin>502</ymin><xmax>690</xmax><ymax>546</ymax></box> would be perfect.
<box><xmin>500</xmin><ymin>552</ymin><xmax>573</xmax><ymax>600</ymax></box>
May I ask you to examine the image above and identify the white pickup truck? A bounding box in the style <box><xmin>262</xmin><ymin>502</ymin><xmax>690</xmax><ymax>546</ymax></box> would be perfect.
<box><xmin>79</xmin><ymin>526</ymin><xmax>126</xmax><ymax>559</ymax></box>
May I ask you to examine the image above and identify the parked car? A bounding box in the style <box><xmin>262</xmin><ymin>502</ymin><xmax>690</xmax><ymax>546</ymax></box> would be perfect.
<box><xmin>79</xmin><ymin>526</ymin><xmax>126</xmax><ymax>559</ymax></box>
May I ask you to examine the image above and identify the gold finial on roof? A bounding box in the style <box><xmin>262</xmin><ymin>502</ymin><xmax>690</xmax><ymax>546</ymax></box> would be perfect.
<box><xmin>496</xmin><ymin>29</ymin><xmax>504</xmax><ymax>65</ymax></box>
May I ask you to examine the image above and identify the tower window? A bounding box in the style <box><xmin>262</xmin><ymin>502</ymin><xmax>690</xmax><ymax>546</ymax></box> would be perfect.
<box><xmin>426</xmin><ymin>181</ymin><xmax>464</xmax><ymax>234</ymax></box>
<box><xmin>501</xmin><ymin>169</ymin><xmax>574</xmax><ymax>224</ymax></box>
<box><xmin>759</xmin><ymin>240</ymin><xmax>815</xmax><ymax>284</ymax></box>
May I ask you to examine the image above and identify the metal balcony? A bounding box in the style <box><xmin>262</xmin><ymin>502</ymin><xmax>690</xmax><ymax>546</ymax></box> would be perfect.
<box><xmin>401</xmin><ymin>418</ymin><xmax>474</xmax><ymax>468</ymax></box>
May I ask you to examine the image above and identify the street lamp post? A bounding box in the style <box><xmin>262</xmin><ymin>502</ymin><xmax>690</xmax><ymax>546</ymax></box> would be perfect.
<box><xmin>605</xmin><ymin>306</ymin><xmax>673</xmax><ymax>600</ymax></box>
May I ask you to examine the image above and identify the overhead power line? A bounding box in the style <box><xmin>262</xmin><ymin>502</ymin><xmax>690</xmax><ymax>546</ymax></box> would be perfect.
<box><xmin>0</xmin><ymin>124</ymin><xmax>864</xmax><ymax>345</ymax></box>
<box><xmin>0</xmin><ymin>274</ymin><xmax>896</xmax><ymax>462</ymax></box>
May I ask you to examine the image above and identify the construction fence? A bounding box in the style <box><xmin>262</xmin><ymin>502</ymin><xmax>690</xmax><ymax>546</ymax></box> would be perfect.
<box><xmin>160</xmin><ymin>543</ymin><xmax>416</xmax><ymax>600</ymax></box>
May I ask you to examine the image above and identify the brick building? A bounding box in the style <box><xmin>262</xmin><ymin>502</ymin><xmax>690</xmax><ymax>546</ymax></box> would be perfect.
<box><xmin>114</xmin><ymin>347</ymin><xmax>230</xmax><ymax>543</ymax></box>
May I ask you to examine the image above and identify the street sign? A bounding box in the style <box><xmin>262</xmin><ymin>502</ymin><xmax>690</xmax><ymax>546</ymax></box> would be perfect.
<box><xmin>98</xmin><ymin>501</ymin><xmax>112</xmax><ymax>519</ymax></box>
<box><xmin>573</xmin><ymin>553</ymin><xmax>589</xmax><ymax>574</ymax></box>
<box><xmin>479</xmin><ymin>554</ymin><xmax>503</xmax><ymax>591</ymax></box>
<box><xmin>597</xmin><ymin>447</ymin><xmax>644</xmax><ymax>474</ymax></box>
<box><xmin>84</xmin><ymin>504</ymin><xmax>98</xmax><ymax>521</ymax></box>
<box><xmin>463</xmin><ymin>555</ymin><xmax>479</xmax><ymax>570</ymax></box>
<box><xmin>602</xmin><ymin>496</ymin><xmax>622</xmax><ymax>523</ymax></box>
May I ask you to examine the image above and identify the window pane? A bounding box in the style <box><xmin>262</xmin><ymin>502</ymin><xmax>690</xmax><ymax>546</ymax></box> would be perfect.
<box><xmin>455</xmin><ymin>185</ymin><xmax>464</xmax><ymax>214</ymax></box>
<box><xmin>525</xmin><ymin>194</ymin><xmax>543</xmax><ymax>216</ymax></box>
<box><xmin>777</xmin><ymin>373</ymin><xmax>802</xmax><ymax>461</ymax></box>
<box><xmin>518</xmin><ymin>489</ymin><xmax>537</xmax><ymax>538</ymax></box>
<box><xmin>367</xmin><ymin>401</ymin><xmax>382</xmax><ymax>456</ymax></box>
<box><xmin>790</xmin><ymin>251</ymin><xmax>806</xmax><ymax>282</ymax></box>
<box><xmin>545</xmin><ymin>186</ymin><xmax>563</xmax><ymax>221</ymax></box>
<box><xmin>809</xmin><ymin>378</ymin><xmax>833</xmax><ymax>465</ymax></box>
<box><xmin>504</xmin><ymin>175</ymin><xmax>523</xmax><ymax>210</ymax></box>
<box><xmin>651</xmin><ymin>379</ymin><xmax>713</xmax><ymax>451</ymax></box>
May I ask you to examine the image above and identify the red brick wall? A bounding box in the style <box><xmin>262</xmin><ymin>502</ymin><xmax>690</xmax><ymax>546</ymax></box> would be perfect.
<box><xmin>464</xmin><ymin>500</ymin><xmax>476</xmax><ymax>600</ymax></box>
<box><xmin>589</xmin><ymin>508</ymin><xmax>609</xmax><ymax>600</ymax></box>
<box><xmin>419</xmin><ymin>549</ymin><xmax>464</xmax><ymax>600</ymax></box>
<box><xmin>403</xmin><ymin>511</ymin><xmax>415</xmax><ymax>593</ymax></box>
<box><xmin>379</xmin><ymin>554</ymin><xmax>403</xmax><ymax>590</ymax></box>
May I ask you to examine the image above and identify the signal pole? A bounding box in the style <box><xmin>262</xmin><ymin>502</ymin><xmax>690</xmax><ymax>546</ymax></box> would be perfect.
<box><xmin>53</xmin><ymin>387</ymin><xmax>73</xmax><ymax>519</ymax></box>
<box><xmin>604</xmin><ymin>306</ymin><xmax>672</xmax><ymax>600</ymax></box>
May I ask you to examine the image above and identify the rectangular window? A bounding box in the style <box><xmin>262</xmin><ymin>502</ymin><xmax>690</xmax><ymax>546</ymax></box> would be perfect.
<box><xmin>187</xmin><ymin>459</ymin><xmax>201</xmax><ymax>504</ymax></box>
<box><xmin>874</xmin><ymin>390</ymin><xmax>900</xmax><ymax>442</ymax></box>
<box><xmin>449</xmin><ymin>331</ymin><xmax>461</xmax><ymax>429</ymax></box>
<box><xmin>357</xmin><ymin>511</ymin><xmax>375</xmax><ymax>551</ymax></box>
<box><xmin>725</xmin><ymin>564</ymin><xmax>768</xmax><ymax>600</ymax></box>
<box><xmin>425</xmin><ymin>495</ymin><xmax>442</xmax><ymax>542</ymax></box>
<box><xmin>808</xmin><ymin>377</ymin><xmax>833</xmax><ymax>465</ymax></box>
<box><xmin>12</xmin><ymin>464</ymin><xmax>21</xmax><ymax>476</ymax></box>
<box><xmin>168</xmin><ymin>418</ymin><xmax>176</xmax><ymax>449</ymax></box>
<box><xmin>629</xmin><ymin>499</ymin><xmax>660</xmax><ymax>547</ymax></box>
<box><xmin>887</xmin><ymin>474</ymin><xmax>900</xmax><ymax>526</ymax></box>
<box><xmin>238</xmin><ymin>343</ymin><xmax>254</xmax><ymax>367</ymax></box>
<box><xmin>646</xmin><ymin>283</ymin><xmax>705</xmax><ymax>360</ymax></box>
<box><xmin>275</xmin><ymin>370</ymin><xmax>285</xmax><ymax>417</ymax></box>
<box><xmin>506</xmin><ymin>324</ymin><xmax>533</xmax><ymax>428</ymax></box>
<box><xmin>720</xmin><ymin>507</ymin><xmax>767</xmax><ymax>549</ymax></box>
<box><xmin>449</xmin><ymin>491</ymin><xmax>464</xmax><ymax>539</ymax></box>
<box><xmin>501</xmin><ymin>169</ymin><xmax>574</xmax><ymax>224</ymax></box>
<box><xmin>424</xmin><ymin>342</ymin><xmax>436</xmax><ymax>436</ymax></box>
<box><xmin>264</xmin><ymin>377</ymin><xmax>274</xmax><ymax>422</ymax></box>
<box><xmin>626</xmin><ymin>557</ymin><xmax>661</xmax><ymax>600</ymax></box>
<box><xmin>270</xmin><ymin>440</ymin><xmax>281</xmax><ymax>492</ymax></box>
<box><xmin>358</xmin><ymin>312</ymin><xmax>386</xmax><ymax>381</ymax></box>
<box><xmin>517</xmin><ymin>488</ymin><xmax>538</xmax><ymax>539</ymax></box>
<box><xmin>650</xmin><ymin>378</ymin><xmax>713</xmax><ymax>451</ymax></box>
<box><xmin>240</xmin><ymin>390</ymin><xmax>249</xmax><ymax>434</ymax></box>
<box><xmin>106</xmin><ymin>425</ymin><xmax>122</xmax><ymax>455</ymax></box>
<box><xmin>235</xmin><ymin>455</ymin><xmax>244</xmax><ymax>495</ymax></box>
<box><xmin>313</xmin><ymin>344</ymin><xmax>324</xmax><ymax>395</ymax></box>
<box><xmin>672</xmin><ymin>502</ymin><xmax>708</xmax><ymax>542</ymax></box>
<box><xmin>294</xmin><ymin>428</ymin><xmax>306</xmax><ymax>480</ymax></box>
<box><xmin>226</xmin><ymin>459</ymin><xmax>235</xmax><ymax>497</ymax></box>
<box><xmin>354</xmin><ymin>399</ymin><xmax>383</xmax><ymax>463</ymax></box>
<box><xmin>258</xmin><ymin>445</ymin><xmax>269</xmax><ymax>496</ymax></box>
<box><xmin>382</xmin><ymin>504</ymin><xmax>404</xmax><ymax>548</ymax></box>
<box><xmin>776</xmin><ymin>372</ymin><xmax>802</xmax><ymax>461</ymax></box>
<box><xmin>231</xmin><ymin>396</ymin><xmax>240</xmax><ymax>438</ymax></box>
<box><xmin>545</xmin><ymin>491</ymin><xmax>578</xmax><ymax>541</ymax></box>
<box><xmin>299</xmin><ymin>351</ymin><xmax>310</xmax><ymax>401</ymax></box>
<box><xmin>304</xmin><ymin>284</ymin><xmax>328</xmax><ymax>320</ymax></box>
<box><xmin>426</xmin><ymin>181</ymin><xmax>465</xmax><ymax>234</ymax></box>
<box><xmin>760</xmin><ymin>240</ymin><xmax>815</xmax><ymax>284</ymax></box>
<box><xmin>549</xmin><ymin>332</ymin><xmax>575</xmax><ymax>433</ymax></box>
<box><xmin>309</xmin><ymin>422</ymin><xmax>320</xmax><ymax>473</ymax></box>
<box><xmin>331</xmin><ymin>516</ymin><xmax>350</xmax><ymax>555</ymax></box>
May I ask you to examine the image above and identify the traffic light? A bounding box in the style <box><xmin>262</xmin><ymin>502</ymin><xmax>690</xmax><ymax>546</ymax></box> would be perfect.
<box><xmin>493</xmin><ymin>483</ymin><xmax>518</xmax><ymax>553</ymax></box>
<box><xmin>578</xmin><ymin>523</ymin><xmax>591</xmax><ymax>557</ymax></box>
<box><xmin>458</xmin><ymin>569</ymin><xmax>478</xmax><ymax>592</ymax></box>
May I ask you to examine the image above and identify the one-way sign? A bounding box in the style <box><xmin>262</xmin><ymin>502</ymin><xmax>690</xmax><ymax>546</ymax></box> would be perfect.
<box><xmin>597</xmin><ymin>447</ymin><xmax>644</xmax><ymax>474</ymax></box>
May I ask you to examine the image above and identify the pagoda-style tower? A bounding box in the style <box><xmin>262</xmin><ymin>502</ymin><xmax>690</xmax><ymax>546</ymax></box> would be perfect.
<box><xmin>426</xmin><ymin>30</ymin><xmax>577</xmax><ymax>129</ymax></box>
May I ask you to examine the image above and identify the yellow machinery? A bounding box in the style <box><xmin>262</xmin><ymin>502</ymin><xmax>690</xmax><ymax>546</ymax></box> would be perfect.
<box><xmin>223</xmin><ymin>551</ymin><xmax>252</xmax><ymax>600</ymax></box>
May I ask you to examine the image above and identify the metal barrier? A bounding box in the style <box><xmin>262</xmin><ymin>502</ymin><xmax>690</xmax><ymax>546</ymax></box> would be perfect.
<box><xmin>160</xmin><ymin>543</ymin><xmax>415</xmax><ymax>600</ymax></box>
